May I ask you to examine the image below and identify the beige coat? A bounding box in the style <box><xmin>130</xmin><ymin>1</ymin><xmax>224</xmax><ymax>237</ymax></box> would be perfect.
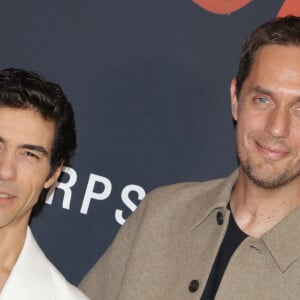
<box><xmin>80</xmin><ymin>170</ymin><xmax>300</xmax><ymax>299</ymax></box>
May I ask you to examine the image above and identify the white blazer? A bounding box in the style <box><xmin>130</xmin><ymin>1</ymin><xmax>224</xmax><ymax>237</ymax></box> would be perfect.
<box><xmin>0</xmin><ymin>227</ymin><xmax>89</xmax><ymax>300</ymax></box>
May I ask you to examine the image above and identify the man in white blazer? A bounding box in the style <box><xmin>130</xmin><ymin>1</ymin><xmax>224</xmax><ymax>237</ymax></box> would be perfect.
<box><xmin>0</xmin><ymin>68</ymin><xmax>88</xmax><ymax>299</ymax></box>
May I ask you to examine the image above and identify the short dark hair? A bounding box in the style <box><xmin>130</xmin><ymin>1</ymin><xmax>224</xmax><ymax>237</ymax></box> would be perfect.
<box><xmin>236</xmin><ymin>15</ymin><xmax>300</xmax><ymax>97</ymax></box>
<box><xmin>0</xmin><ymin>68</ymin><xmax>76</xmax><ymax>211</ymax></box>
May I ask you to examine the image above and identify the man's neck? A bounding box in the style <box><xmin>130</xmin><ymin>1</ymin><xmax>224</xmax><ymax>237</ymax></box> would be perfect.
<box><xmin>0</xmin><ymin>222</ymin><xmax>28</xmax><ymax>292</ymax></box>
<box><xmin>230</xmin><ymin>169</ymin><xmax>300</xmax><ymax>238</ymax></box>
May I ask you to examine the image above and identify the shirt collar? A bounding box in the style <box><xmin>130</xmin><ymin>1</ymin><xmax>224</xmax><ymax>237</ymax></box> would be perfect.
<box><xmin>190</xmin><ymin>169</ymin><xmax>238</xmax><ymax>230</ymax></box>
<box><xmin>189</xmin><ymin>169</ymin><xmax>300</xmax><ymax>272</ymax></box>
<box><xmin>262</xmin><ymin>206</ymin><xmax>300</xmax><ymax>272</ymax></box>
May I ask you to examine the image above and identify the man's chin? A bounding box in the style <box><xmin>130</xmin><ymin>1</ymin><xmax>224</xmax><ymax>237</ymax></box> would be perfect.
<box><xmin>242</xmin><ymin>164</ymin><xmax>289</xmax><ymax>189</ymax></box>
<box><xmin>245</xmin><ymin>167</ymin><xmax>298</xmax><ymax>189</ymax></box>
<box><xmin>249</xmin><ymin>176</ymin><xmax>284</xmax><ymax>189</ymax></box>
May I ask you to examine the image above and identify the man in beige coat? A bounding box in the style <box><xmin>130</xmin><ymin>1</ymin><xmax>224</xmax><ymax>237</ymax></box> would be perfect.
<box><xmin>80</xmin><ymin>16</ymin><xmax>300</xmax><ymax>299</ymax></box>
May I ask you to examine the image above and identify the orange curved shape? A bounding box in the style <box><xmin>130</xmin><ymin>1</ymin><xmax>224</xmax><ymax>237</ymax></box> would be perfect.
<box><xmin>192</xmin><ymin>0</ymin><xmax>252</xmax><ymax>15</ymax></box>
<box><xmin>277</xmin><ymin>0</ymin><xmax>300</xmax><ymax>17</ymax></box>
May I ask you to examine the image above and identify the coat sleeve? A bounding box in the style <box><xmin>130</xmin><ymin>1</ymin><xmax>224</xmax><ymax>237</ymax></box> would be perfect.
<box><xmin>78</xmin><ymin>194</ymin><xmax>149</xmax><ymax>300</ymax></box>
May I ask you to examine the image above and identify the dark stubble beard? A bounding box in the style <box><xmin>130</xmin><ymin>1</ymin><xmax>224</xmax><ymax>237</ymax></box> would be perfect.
<box><xmin>241</xmin><ymin>157</ymin><xmax>300</xmax><ymax>189</ymax></box>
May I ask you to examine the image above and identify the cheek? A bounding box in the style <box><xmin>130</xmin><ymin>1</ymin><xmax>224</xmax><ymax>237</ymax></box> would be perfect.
<box><xmin>238</xmin><ymin>111</ymin><xmax>265</xmax><ymax>135</ymax></box>
<box><xmin>18</xmin><ymin>164</ymin><xmax>51</xmax><ymax>191</ymax></box>
<box><xmin>289</xmin><ymin>132</ymin><xmax>300</xmax><ymax>152</ymax></box>
<box><xmin>235</xmin><ymin>118</ymin><xmax>259</xmax><ymax>151</ymax></box>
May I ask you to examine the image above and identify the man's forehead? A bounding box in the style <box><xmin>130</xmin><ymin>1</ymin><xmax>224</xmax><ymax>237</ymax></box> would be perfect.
<box><xmin>0</xmin><ymin>107</ymin><xmax>55</xmax><ymax>149</ymax></box>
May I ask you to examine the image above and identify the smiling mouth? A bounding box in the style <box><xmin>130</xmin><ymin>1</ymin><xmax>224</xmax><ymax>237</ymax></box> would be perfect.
<box><xmin>256</xmin><ymin>142</ymin><xmax>289</xmax><ymax>160</ymax></box>
<box><xmin>0</xmin><ymin>193</ymin><xmax>16</xmax><ymax>206</ymax></box>
<box><xmin>0</xmin><ymin>194</ymin><xmax>13</xmax><ymax>198</ymax></box>
<box><xmin>0</xmin><ymin>193</ymin><xmax>14</xmax><ymax>199</ymax></box>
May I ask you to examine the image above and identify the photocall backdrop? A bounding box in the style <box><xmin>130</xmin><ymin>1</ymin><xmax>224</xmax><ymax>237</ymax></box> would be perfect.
<box><xmin>0</xmin><ymin>0</ymin><xmax>298</xmax><ymax>285</ymax></box>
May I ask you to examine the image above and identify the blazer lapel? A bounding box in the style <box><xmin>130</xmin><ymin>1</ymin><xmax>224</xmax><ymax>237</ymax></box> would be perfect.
<box><xmin>0</xmin><ymin>227</ymin><xmax>55</xmax><ymax>300</ymax></box>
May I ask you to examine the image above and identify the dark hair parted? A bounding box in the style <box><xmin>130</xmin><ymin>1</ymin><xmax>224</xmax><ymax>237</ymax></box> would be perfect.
<box><xmin>0</xmin><ymin>68</ymin><xmax>77</xmax><ymax>214</ymax></box>
<box><xmin>0</xmin><ymin>68</ymin><xmax>76</xmax><ymax>170</ymax></box>
<box><xmin>236</xmin><ymin>15</ymin><xmax>300</xmax><ymax>98</ymax></box>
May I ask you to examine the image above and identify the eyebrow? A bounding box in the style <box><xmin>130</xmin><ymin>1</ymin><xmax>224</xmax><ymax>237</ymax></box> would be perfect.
<box><xmin>20</xmin><ymin>144</ymin><xmax>49</xmax><ymax>156</ymax></box>
<box><xmin>249</xmin><ymin>85</ymin><xmax>273</xmax><ymax>96</ymax></box>
<box><xmin>0</xmin><ymin>136</ymin><xmax>49</xmax><ymax>156</ymax></box>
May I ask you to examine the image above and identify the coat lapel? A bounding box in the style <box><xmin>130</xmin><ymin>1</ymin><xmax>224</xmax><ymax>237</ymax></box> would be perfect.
<box><xmin>0</xmin><ymin>227</ymin><xmax>55</xmax><ymax>300</ymax></box>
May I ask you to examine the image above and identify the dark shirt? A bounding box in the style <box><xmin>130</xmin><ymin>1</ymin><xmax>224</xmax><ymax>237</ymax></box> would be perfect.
<box><xmin>201</xmin><ymin>208</ymin><xmax>247</xmax><ymax>299</ymax></box>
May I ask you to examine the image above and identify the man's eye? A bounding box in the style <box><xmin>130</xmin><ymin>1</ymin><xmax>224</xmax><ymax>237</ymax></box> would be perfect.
<box><xmin>23</xmin><ymin>151</ymin><xmax>38</xmax><ymax>159</ymax></box>
<box><xmin>256</xmin><ymin>97</ymin><xmax>269</xmax><ymax>104</ymax></box>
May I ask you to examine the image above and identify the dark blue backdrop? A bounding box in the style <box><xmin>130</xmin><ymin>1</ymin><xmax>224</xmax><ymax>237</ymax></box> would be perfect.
<box><xmin>0</xmin><ymin>0</ymin><xmax>292</xmax><ymax>284</ymax></box>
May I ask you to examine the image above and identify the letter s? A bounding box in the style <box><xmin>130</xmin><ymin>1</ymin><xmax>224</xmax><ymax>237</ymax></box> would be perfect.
<box><xmin>115</xmin><ymin>185</ymin><xmax>146</xmax><ymax>225</ymax></box>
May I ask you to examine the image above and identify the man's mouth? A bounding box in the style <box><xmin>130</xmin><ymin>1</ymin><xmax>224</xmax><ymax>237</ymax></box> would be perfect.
<box><xmin>0</xmin><ymin>193</ymin><xmax>14</xmax><ymax>198</ymax></box>
<box><xmin>256</xmin><ymin>141</ymin><xmax>289</xmax><ymax>160</ymax></box>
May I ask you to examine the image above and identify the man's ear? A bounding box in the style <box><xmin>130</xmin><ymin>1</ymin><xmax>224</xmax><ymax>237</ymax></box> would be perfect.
<box><xmin>230</xmin><ymin>78</ymin><xmax>238</xmax><ymax>121</ymax></box>
<box><xmin>43</xmin><ymin>164</ymin><xmax>63</xmax><ymax>189</ymax></box>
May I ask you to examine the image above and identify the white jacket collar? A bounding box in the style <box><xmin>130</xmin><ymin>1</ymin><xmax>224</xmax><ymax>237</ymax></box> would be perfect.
<box><xmin>0</xmin><ymin>227</ymin><xmax>56</xmax><ymax>300</ymax></box>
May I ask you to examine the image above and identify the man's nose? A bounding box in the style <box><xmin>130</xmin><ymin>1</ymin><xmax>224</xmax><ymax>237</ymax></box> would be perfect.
<box><xmin>0</xmin><ymin>152</ymin><xmax>17</xmax><ymax>181</ymax></box>
<box><xmin>265</xmin><ymin>106</ymin><xmax>290</xmax><ymax>139</ymax></box>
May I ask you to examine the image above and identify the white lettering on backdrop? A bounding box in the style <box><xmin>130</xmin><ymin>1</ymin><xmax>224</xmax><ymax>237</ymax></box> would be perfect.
<box><xmin>46</xmin><ymin>166</ymin><xmax>146</xmax><ymax>225</ymax></box>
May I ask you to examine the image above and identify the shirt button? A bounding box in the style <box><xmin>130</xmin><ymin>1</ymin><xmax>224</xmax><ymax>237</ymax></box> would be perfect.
<box><xmin>188</xmin><ymin>280</ymin><xmax>199</xmax><ymax>293</ymax></box>
<box><xmin>216</xmin><ymin>211</ymin><xmax>223</xmax><ymax>225</ymax></box>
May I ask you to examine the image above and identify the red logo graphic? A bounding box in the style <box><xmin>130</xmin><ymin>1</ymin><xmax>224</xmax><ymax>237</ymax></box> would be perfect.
<box><xmin>192</xmin><ymin>0</ymin><xmax>300</xmax><ymax>16</ymax></box>
<box><xmin>278</xmin><ymin>0</ymin><xmax>300</xmax><ymax>17</ymax></box>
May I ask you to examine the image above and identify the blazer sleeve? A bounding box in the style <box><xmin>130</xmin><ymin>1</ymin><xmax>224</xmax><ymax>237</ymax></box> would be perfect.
<box><xmin>79</xmin><ymin>193</ymin><xmax>148</xmax><ymax>300</ymax></box>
